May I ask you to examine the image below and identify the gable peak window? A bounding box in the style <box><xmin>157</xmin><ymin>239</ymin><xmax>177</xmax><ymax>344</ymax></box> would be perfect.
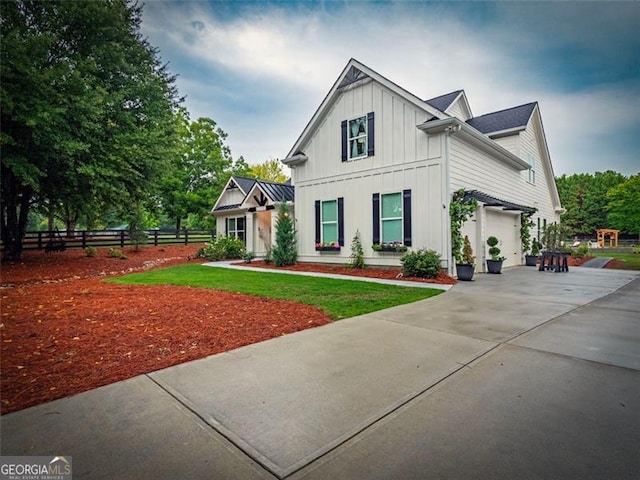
<box><xmin>349</xmin><ymin>116</ymin><xmax>367</xmax><ymax>160</ymax></box>
<box><xmin>341</xmin><ymin>112</ymin><xmax>375</xmax><ymax>161</ymax></box>
<box><xmin>526</xmin><ymin>153</ymin><xmax>536</xmax><ymax>184</ymax></box>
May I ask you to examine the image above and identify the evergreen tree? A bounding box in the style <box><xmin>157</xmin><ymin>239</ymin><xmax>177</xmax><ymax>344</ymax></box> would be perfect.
<box><xmin>272</xmin><ymin>202</ymin><xmax>297</xmax><ymax>266</ymax></box>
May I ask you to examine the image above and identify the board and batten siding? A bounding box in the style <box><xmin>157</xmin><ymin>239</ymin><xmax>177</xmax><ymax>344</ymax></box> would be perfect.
<box><xmin>295</xmin><ymin>162</ymin><xmax>446</xmax><ymax>266</ymax></box>
<box><xmin>293</xmin><ymin>80</ymin><xmax>433</xmax><ymax>185</ymax></box>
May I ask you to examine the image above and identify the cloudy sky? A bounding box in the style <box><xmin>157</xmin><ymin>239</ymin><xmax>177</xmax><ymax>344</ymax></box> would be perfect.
<box><xmin>141</xmin><ymin>0</ymin><xmax>639</xmax><ymax>177</ymax></box>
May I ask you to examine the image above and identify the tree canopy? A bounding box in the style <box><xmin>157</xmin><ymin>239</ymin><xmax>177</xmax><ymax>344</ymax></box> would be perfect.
<box><xmin>158</xmin><ymin>109</ymin><xmax>249</xmax><ymax>230</ymax></box>
<box><xmin>1</xmin><ymin>0</ymin><xmax>180</xmax><ymax>259</ymax></box>
<box><xmin>606</xmin><ymin>175</ymin><xmax>640</xmax><ymax>238</ymax></box>
<box><xmin>248</xmin><ymin>158</ymin><xmax>288</xmax><ymax>183</ymax></box>
<box><xmin>555</xmin><ymin>171</ymin><xmax>627</xmax><ymax>236</ymax></box>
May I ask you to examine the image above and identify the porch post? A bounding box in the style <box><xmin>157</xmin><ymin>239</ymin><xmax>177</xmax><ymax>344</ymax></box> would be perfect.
<box><xmin>245</xmin><ymin>213</ymin><xmax>254</xmax><ymax>253</ymax></box>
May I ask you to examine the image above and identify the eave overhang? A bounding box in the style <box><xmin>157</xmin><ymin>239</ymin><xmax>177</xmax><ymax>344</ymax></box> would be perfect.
<box><xmin>282</xmin><ymin>152</ymin><xmax>308</xmax><ymax>167</ymax></box>
<box><xmin>417</xmin><ymin>118</ymin><xmax>530</xmax><ymax>171</ymax></box>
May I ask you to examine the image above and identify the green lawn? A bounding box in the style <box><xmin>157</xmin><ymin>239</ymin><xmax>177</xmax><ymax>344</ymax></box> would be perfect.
<box><xmin>109</xmin><ymin>264</ymin><xmax>443</xmax><ymax>320</ymax></box>
<box><xmin>592</xmin><ymin>252</ymin><xmax>640</xmax><ymax>270</ymax></box>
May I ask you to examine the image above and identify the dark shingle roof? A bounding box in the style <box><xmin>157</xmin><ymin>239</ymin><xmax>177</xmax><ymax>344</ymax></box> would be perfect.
<box><xmin>466</xmin><ymin>102</ymin><xmax>537</xmax><ymax>135</ymax></box>
<box><xmin>425</xmin><ymin>90</ymin><xmax>463</xmax><ymax>112</ymax></box>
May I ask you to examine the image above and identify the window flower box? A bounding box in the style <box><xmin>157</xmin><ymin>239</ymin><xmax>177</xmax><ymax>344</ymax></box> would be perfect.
<box><xmin>371</xmin><ymin>243</ymin><xmax>408</xmax><ymax>253</ymax></box>
<box><xmin>315</xmin><ymin>242</ymin><xmax>341</xmax><ymax>252</ymax></box>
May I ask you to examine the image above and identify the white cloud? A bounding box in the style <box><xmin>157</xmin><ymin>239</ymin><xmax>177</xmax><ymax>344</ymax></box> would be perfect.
<box><xmin>141</xmin><ymin>2</ymin><xmax>639</xmax><ymax>175</ymax></box>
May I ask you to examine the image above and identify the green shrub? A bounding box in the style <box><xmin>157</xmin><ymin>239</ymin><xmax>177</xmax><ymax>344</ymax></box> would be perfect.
<box><xmin>107</xmin><ymin>247</ymin><xmax>127</xmax><ymax>259</ymax></box>
<box><xmin>196</xmin><ymin>236</ymin><xmax>246</xmax><ymax>261</ymax></box>
<box><xmin>347</xmin><ymin>230</ymin><xmax>366</xmax><ymax>269</ymax></box>
<box><xmin>85</xmin><ymin>246</ymin><xmax>98</xmax><ymax>257</ymax></box>
<box><xmin>573</xmin><ymin>244</ymin><xmax>589</xmax><ymax>259</ymax></box>
<box><xmin>272</xmin><ymin>203</ymin><xmax>297</xmax><ymax>267</ymax></box>
<box><xmin>243</xmin><ymin>251</ymin><xmax>256</xmax><ymax>263</ymax></box>
<box><xmin>401</xmin><ymin>248</ymin><xmax>442</xmax><ymax>278</ymax></box>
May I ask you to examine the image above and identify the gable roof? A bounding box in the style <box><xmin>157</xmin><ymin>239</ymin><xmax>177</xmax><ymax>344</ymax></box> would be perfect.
<box><xmin>231</xmin><ymin>175</ymin><xmax>258</xmax><ymax>194</ymax></box>
<box><xmin>212</xmin><ymin>175</ymin><xmax>293</xmax><ymax>213</ymax></box>
<box><xmin>425</xmin><ymin>90</ymin><xmax>463</xmax><ymax>112</ymax></box>
<box><xmin>466</xmin><ymin>102</ymin><xmax>537</xmax><ymax>135</ymax></box>
<box><xmin>284</xmin><ymin>58</ymin><xmax>445</xmax><ymax>160</ymax></box>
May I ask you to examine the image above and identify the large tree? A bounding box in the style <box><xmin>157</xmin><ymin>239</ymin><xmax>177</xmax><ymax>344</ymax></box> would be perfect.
<box><xmin>159</xmin><ymin>109</ymin><xmax>249</xmax><ymax>230</ymax></box>
<box><xmin>607</xmin><ymin>175</ymin><xmax>640</xmax><ymax>240</ymax></box>
<box><xmin>556</xmin><ymin>171</ymin><xmax>626</xmax><ymax>236</ymax></box>
<box><xmin>1</xmin><ymin>0</ymin><xmax>180</xmax><ymax>259</ymax></box>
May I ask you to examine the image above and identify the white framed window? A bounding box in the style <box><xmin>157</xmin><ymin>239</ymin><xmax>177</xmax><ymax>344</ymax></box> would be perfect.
<box><xmin>348</xmin><ymin>115</ymin><xmax>367</xmax><ymax>160</ymax></box>
<box><xmin>226</xmin><ymin>216</ymin><xmax>245</xmax><ymax>241</ymax></box>
<box><xmin>527</xmin><ymin>154</ymin><xmax>536</xmax><ymax>184</ymax></box>
<box><xmin>321</xmin><ymin>200</ymin><xmax>338</xmax><ymax>244</ymax></box>
<box><xmin>381</xmin><ymin>192</ymin><xmax>403</xmax><ymax>243</ymax></box>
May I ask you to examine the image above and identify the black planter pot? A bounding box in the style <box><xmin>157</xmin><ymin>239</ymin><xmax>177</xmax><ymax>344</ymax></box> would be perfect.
<box><xmin>486</xmin><ymin>259</ymin><xmax>503</xmax><ymax>274</ymax></box>
<box><xmin>456</xmin><ymin>263</ymin><xmax>475</xmax><ymax>281</ymax></box>
<box><xmin>525</xmin><ymin>255</ymin><xmax>538</xmax><ymax>267</ymax></box>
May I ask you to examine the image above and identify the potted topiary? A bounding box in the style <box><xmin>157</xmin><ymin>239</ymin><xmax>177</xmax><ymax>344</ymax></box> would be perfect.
<box><xmin>456</xmin><ymin>235</ymin><xmax>475</xmax><ymax>281</ymax></box>
<box><xmin>486</xmin><ymin>236</ymin><xmax>505</xmax><ymax>274</ymax></box>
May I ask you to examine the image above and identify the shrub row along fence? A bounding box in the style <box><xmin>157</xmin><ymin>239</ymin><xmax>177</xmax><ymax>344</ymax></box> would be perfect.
<box><xmin>6</xmin><ymin>229</ymin><xmax>214</xmax><ymax>252</ymax></box>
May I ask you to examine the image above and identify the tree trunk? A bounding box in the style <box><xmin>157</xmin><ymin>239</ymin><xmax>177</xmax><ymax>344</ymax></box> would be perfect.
<box><xmin>63</xmin><ymin>205</ymin><xmax>79</xmax><ymax>238</ymax></box>
<box><xmin>1</xmin><ymin>172</ymin><xmax>32</xmax><ymax>261</ymax></box>
<box><xmin>175</xmin><ymin>217</ymin><xmax>181</xmax><ymax>237</ymax></box>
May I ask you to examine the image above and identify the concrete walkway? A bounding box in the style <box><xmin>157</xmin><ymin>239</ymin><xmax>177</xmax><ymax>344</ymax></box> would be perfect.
<box><xmin>2</xmin><ymin>266</ymin><xmax>639</xmax><ymax>479</ymax></box>
<box><xmin>580</xmin><ymin>256</ymin><xmax>613</xmax><ymax>268</ymax></box>
<box><xmin>202</xmin><ymin>260</ymin><xmax>453</xmax><ymax>290</ymax></box>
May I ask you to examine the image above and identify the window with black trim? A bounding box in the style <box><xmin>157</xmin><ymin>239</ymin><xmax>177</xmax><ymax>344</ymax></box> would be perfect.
<box><xmin>341</xmin><ymin>112</ymin><xmax>374</xmax><ymax>161</ymax></box>
<box><xmin>372</xmin><ymin>190</ymin><xmax>412</xmax><ymax>248</ymax></box>
<box><xmin>315</xmin><ymin>198</ymin><xmax>344</xmax><ymax>250</ymax></box>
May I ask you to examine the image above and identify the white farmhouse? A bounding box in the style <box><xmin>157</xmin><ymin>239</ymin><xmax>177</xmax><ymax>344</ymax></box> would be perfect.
<box><xmin>214</xmin><ymin>59</ymin><xmax>563</xmax><ymax>274</ymax></box>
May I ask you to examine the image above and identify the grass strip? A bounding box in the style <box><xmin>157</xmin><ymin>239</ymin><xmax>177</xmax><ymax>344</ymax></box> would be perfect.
<box><xmin>109</xmin><ymin>264</ymin><xmax>443</xmax><ymax>320</ymax></box>
<box><xmin>591</xmin><ymin>252</ymin><xmax>640</xmax><ymax>270</ymax></box>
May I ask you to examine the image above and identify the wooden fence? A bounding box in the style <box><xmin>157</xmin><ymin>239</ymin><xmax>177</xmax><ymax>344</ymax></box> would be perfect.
<box><xmin>8</xmin><ymin>229</ymin><xmax>214</xmax><ymax>252</ymax></box>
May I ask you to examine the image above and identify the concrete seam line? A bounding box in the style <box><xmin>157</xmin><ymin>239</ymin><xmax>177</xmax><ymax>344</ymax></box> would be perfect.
<box><xmin>144</xmin><ymin>374</ymin><xmax>282</xmax><ymax>479</ymax></box>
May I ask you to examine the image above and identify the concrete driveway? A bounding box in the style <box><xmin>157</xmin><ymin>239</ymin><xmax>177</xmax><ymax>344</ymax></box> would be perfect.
<box><xmin>2</xmin><ymin>266</ymin><xmax>639</xmax><ymax>479</ymax></box>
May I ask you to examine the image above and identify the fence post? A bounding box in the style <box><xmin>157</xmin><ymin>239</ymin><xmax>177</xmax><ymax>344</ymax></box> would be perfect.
<box><xmin>82</xmin><ymin>231</ymin><xmax>87</xmax><ymax>249</ymax></box>
<box><xmin>184</xmin><ymin>229</ymin><xmax>189</xmax><ymax>245</ymax></box>
<box><xmin>37</xmin><ymin>232</ymin><xmax>43</xmax><ymax>250</ymax></box>
<box><xmin>120</xmin><ymin>230</ymin><xmax>125</xmax><ymax>248</ymax></box>
<box><xmin>154</xmin><ymin>230</ymin><xmax>158</xmax><ymax>246</ymax></box>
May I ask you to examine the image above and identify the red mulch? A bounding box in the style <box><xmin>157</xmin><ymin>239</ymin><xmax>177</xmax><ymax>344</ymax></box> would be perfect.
<box><xmin>242</xmin><ymin>261</ymin><xmax>458</xmax><ymax>285</ymax></box>
<box><xmin>0</xmin><ymin>245</ymin><xmax>330</xmax><ymax>414</ymax></box>
<box><xmin>567</xmin><ymin>255</ymin><xmax>595</xmax><ymax>267</ymax></box>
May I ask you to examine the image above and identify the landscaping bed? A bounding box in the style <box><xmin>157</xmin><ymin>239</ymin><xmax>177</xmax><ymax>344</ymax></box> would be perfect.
<box><xmin>242</xmin><ymin>260</ymin><xmax>457</xmax><ymax>285</ymax></box>
<box><xmin>1</xmin><ymin>246</ymin><xmax>449</xmax><ymax>414</ymax></box>
<box><xmin>0</xmin><ymin>246</ymin><xmax>330</xmax><ymax>414</ymax></box>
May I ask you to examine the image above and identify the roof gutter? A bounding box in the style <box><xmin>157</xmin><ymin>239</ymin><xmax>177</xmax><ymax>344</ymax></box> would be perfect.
<box><xmin>282</xmin><ymin>152</ymin><xmax>308</xmax><ymax>167</ymax></box>
<box><xmin>417</xmin><ymin>118</ymin><xmax>530</xmax><ymax>171</ymax></box>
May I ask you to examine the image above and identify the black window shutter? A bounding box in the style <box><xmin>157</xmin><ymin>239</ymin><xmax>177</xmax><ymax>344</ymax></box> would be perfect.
<box><xmin>372</xmin><ymin>193</ymin><xmax>380</xmax><ymax>245</ymax></box>
<box><xmin>225</xmin><ymin>218</ymin><xmax>228</xmax><ymax>236</ymax></box>
<box><xmin>403</xmin><ymin>189</ymin><xmax>412</xmax><ymax>246</ymax></box>
<box><xmin>315</xmin><ymin>200</ymin><xmax>321</xmax><ymax>244</ymax></box>
<box><xmin>341</xmin><ymin>120</ymin><xmax>348</xmax><ymax>162</ymax></box>
<box><xmin>337</xmin><ymin>197</ymin><xmax>344</xmax><ymax>246</ymax></box>
<box><xmin>367</xmin><ymin>112</ymin><xmax>375</xmax><ymax>157</ymax></box>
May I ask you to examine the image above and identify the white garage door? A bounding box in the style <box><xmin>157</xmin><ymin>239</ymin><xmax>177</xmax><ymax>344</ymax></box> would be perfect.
<box><xmin>485</xmin><ymin>209</ymin><xmax>520</xmax><ymax>268</ymax></box>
